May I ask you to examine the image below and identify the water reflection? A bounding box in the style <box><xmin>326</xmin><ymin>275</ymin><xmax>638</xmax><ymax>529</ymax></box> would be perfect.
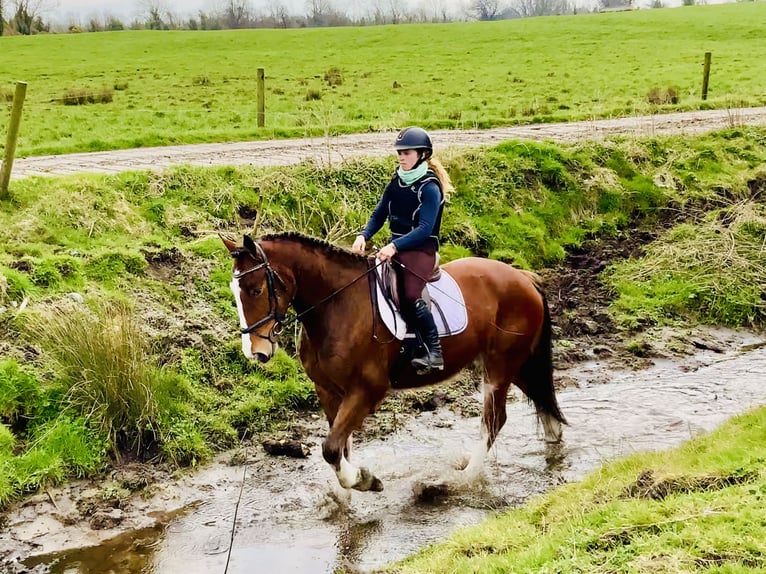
<box><xmin>24</xmin><ymin>524</ymin><xmax>164</xmax><ymax>574</ymax></box>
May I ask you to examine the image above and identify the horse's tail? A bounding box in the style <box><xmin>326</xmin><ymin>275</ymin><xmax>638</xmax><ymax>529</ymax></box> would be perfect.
<box><xmin>520</xmin><ymin>283</ymin><xmax>567</xmax><ymax>425</ymax></box>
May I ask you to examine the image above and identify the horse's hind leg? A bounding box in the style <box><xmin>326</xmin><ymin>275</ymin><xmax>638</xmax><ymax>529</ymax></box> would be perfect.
<box><xmin>461</xmin><ymin>357</ymin><xmax>517</xmax><ymax>480</ymax></box>
<box><xmin>514</xmin><ymin>371</ymin><xmax>563</xmax><ymax>444</ymax></box>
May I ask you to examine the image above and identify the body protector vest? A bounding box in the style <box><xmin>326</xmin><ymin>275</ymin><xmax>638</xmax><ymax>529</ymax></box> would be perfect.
<box><xmin>386</xmin><ymin>170</ymin><xmax>444</xmax><ymax>250</ymax></box>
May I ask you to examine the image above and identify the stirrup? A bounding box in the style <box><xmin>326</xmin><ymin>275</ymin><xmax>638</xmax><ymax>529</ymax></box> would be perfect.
<box><xmin>411</xmin><ymin>354</ymin><xmax>444</xmax><ymax>375</ymax></box>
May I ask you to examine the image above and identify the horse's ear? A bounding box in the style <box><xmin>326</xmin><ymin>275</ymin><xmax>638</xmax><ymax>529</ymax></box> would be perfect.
<box><xmin>219</xmin><ymin>233</ymin><xmax>239</xmax><ymax>254</ymax></box>
<box><xmin>243</xmin><ymin>235</ymin><xmax>259</xmax><ymax>255</ymax></box>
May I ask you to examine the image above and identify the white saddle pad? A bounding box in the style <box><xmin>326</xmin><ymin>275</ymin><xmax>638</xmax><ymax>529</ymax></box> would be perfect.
<box><xmin>375</xmin><ymin>267</ymin><xmax>468</xmax><ymax>340</ymax></box>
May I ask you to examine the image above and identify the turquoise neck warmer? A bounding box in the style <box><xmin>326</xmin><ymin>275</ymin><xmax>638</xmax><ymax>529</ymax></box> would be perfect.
<box><xmin>397</xmin><ymin>162</ymin><xmax>428</xmax><ymax>185</ymax></box>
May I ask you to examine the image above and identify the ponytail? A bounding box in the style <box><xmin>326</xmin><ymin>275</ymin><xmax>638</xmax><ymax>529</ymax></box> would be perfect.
<box><xmin>427</xmin><ymin>158</ymin><xmax>454</xmax><ymax>202</ymax></box>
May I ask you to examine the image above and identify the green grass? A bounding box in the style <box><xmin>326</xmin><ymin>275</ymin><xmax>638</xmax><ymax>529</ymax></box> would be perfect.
<box><xmin>608</xmin><ymin>204</ymin><xmax>766</xmax><ymax>329</ymax></box>
<box><xmin>1</xmin><ymin>3</ymin><xmax>765</xmax><ymax>156</ymax></box>
<box><xmin>382</xmin><ymin>406</ymin><xmax>766</xmax><ymax>573</ymax></box>
<box><xmin>0</xmin><ymin>414</ymin><xmax>106</xmax><ymax>506</ymax></box>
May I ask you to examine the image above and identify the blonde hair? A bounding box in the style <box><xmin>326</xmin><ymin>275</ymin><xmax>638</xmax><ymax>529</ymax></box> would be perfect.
<box><xmin>427</xmin><ymin>157</ymin><xmax>454</xmax><ymax>201</ymax></box>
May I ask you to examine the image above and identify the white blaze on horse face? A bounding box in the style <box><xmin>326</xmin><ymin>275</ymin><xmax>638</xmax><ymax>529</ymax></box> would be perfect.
<box><xmin>230</xmin><ymin>275</ymin><xmax>254</xmax><ymax>359</ymax></box>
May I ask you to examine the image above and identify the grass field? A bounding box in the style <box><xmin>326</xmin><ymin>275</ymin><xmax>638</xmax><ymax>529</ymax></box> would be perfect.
<box><xmin>1</xmin><ymin>2</ymin><xmax>765</xmax><ymax>157</ymax></box>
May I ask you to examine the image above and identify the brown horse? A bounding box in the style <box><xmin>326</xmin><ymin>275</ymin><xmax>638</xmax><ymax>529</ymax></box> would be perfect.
<box><xmin>222</xmin><ymin>232</ymin><xmax>565</xmax><ymax>492</ymax></box>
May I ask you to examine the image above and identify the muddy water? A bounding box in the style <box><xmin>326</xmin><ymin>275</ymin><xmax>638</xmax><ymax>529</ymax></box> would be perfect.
<box><xmin>26</xmin><ymin>342</ymin><xmax>766</xmax><ymax>574</ymax></box>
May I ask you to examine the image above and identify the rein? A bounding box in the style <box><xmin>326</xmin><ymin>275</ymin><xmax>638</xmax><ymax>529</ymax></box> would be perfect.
<box><xmin>288</xmin><ymin>261</ymin><xmax>382</xmax><ymax>327</ymax></box>
<box><xmin>234</xmin><ymin>243</ymin><xmax>383</xmax><ymax>337</ymax></box>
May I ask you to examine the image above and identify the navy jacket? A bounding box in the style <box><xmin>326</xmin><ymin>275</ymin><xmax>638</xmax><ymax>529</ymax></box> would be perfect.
<box><xmin>361</xmin><ymin>170</ymin><xmax>444</xmax><ymax>251</ymax></box>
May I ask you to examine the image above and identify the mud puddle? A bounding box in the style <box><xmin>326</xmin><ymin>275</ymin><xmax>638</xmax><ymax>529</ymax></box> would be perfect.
<box><xmin>11</xmin><ymin>336</ymin><xmax>766</xmax><ymax>574</ymax></box>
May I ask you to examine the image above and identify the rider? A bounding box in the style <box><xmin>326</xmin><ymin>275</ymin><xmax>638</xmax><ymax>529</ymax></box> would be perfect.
<box><xmin>351</xmin><ymin>126</ymin><xmax>454</xmax><ymax>374</ymax></box>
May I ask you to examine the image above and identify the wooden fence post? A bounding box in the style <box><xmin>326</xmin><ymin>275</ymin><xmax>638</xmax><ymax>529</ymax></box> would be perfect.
<box><xmin>701</xmin><ymin>52</ymin><xmax>712</xmax><ymax>101</ymax></box>
<box><xmin>257</xmin><ymin>68</ymin><xmax>265</xmax><ymax>128</ymax></box>
<box><xmin>0</xmin><ymin>81</ymin><xmax>27</xmax><ymax>199</ymax></box>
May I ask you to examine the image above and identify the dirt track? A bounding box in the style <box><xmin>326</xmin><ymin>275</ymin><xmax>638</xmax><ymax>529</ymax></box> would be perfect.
<box><xmin>10</xmin><ymin>106</ymin><xmax>766</xmax><ymax>179</ymax></box>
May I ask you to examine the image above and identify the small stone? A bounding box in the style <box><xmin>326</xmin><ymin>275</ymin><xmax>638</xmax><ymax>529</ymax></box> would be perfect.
<box><xmin>66</xmin><ymin>292</ymin><xmax>85</xmax><ymax>304</ymax></box>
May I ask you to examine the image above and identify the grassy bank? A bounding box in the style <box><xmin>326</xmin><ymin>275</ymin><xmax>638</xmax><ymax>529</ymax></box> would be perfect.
<box><xmin>1</xmin><ymin>2</ymin><xmax>766</xmax><ymax>156</ymax></box>
<box><xmin>383</xmin><ymin>405</ymin><xmax>766</xmax><ymax>573</ymax></box>
<box><xmin>0</xmin><ymin>127</ymin><xmax>764</xmax><ymax>507</ymax></box>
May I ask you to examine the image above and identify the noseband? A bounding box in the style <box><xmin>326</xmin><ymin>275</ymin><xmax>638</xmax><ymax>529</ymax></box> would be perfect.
<box><xmin>233</xmin><ymin>242</ymin><xmax>287</xmax><ymax>341</ymax></box>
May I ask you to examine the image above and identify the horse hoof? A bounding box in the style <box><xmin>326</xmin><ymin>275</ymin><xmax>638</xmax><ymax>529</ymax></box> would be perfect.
<box><xmin>413</xmin><ymin>481</ymin><xmax>450</xmax><ymax>502</ymax></box>
<box><xmin>453</xmin><ymin>454</ymin><xmax>470</xmax><ymax>471</ymax></box>
<box><xmin>356</xmin><ymin>467</ymin><xmax>384</xmax><ymax>492</ymax></box>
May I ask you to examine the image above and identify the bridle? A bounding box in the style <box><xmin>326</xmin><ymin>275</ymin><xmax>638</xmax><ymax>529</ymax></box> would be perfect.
<box><xmin>232</xmin><ymin>238</ymin><xmax>387</xmax><ymax>343</ymax></box>
<box><xmin>232</xmin><ymin>242</ymin><xmax>287</xmax><ymax>342</ymax></box>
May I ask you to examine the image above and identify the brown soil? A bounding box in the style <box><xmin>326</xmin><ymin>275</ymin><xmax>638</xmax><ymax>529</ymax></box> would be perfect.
<box><xmin>543</xmin><ymin>232</ymin><xmax>652</xmax><ymax>370</ymax></box>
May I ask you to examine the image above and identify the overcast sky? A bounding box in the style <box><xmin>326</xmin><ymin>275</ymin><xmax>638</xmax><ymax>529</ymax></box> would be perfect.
<box><xmin>44</xmin><ymin>0</ymin><xmax>727</xmax><ymax>25</ymax></box>
<box><xmin>45</xmin><ymin>0</ymin><xmax>433</xmax><ymax>24</ymax></box>
<box><xmin>48</xmin><ymin>1</ymin><xmax>219</xmax><ymax>23</ymax></box>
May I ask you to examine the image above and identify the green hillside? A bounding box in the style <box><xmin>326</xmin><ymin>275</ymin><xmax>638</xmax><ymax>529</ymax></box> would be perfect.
<box><xmin>1</xmin><ymin>2</ymin><xmax>765</xmax><ymax>156</ymax></box>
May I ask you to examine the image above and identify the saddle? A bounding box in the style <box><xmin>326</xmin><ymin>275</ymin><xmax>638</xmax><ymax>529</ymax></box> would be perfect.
<box><xmin>377</xmin><ymin>254</ymin><xmax>441</xmax><ymax>312</ymax></box>
<box><xmin>367</xmin><ymin>258</ymin><xmax>468</xmax><ymax>342</ymax></box>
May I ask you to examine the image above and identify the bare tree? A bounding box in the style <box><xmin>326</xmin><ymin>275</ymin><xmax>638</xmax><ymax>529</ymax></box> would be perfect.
<box><xmin>365</xmin><ymin>0</ymin><xmax>405</xmax><ymax>23</ymax></box>
<box><xmin>8</xmin><ymin>0</ymin><xmax>54</xmax><ymax>34</ymax></box>
<box><xmin>305</xmin><ymin>0</ymin><xmax>332</xmax><ymax>25</ymax></box>
<box><xmin>223</xmin><ymin>0</ymin><xmax>252</xmax><ymax>28</ymax></box>
<box><xmin>387</xmin><ymin>0</ymin><xmax>406</xmax><ymax>23</ymax></box>
<box><xmin>266</xmin><ymin>0</ymin><xmax>290</xmax><ymax>28</ymax></box>
<box><xmin>513</xmin><ymin>0</ymin><xmax>569</xmax><ymax>17</ymax></box>
<box><xmin>137</xmin><ymin>0</ymin><xmax>182</xmax><ymax>29</ymax></box>
<box><xmin>423</xmin><ymin>0</ymin><xmax>451</xmax><ymax>22</ymax></box>
<box><xmin>197</xmin><ymin>9</ymin><xmax>223</xmax><ymax>30</ymax></box>
<box><xmin>1</xmin><ymin>0</ymin><xmax>4</xmax><ymax>36</ymax></box>
<box><xmin>366</xmin><ymin>0</ymin><xmax>387</xmax><ymax>23</ymax></box>
<box><xmin>599</xmin><ymin>0</ymin><xmax>632</xmax><ymax>9</ymax></box>
<box><xmin>470</xmin><ymin>0</ymin><xmax>501</xmax><ymax>20</ymax></box>
<box><xmin>137</xmin><ymin>0</ymin><xmax>167</xmax><ymax>17</ymax></box>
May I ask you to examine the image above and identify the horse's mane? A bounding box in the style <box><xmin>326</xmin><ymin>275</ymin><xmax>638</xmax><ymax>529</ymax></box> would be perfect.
<box><xmin>261</xmin><ymin>231</ymin><xmax>368</xmax><ymax>265</ymax></box>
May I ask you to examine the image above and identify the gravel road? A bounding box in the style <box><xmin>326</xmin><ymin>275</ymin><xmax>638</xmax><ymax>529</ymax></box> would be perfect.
<box><xmin>9</xmin><ymin>106</ymin><xmax>766</xmax><ymax>179</ymax></box>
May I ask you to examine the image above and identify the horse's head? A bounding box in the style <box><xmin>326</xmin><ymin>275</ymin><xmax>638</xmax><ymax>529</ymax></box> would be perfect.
<box><xmin>221</xmin><ymin>234</ymin><xmax>290</xmax><ymax>363</ymax></box>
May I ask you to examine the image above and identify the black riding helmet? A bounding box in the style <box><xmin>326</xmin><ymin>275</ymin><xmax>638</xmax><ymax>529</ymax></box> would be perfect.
<box><xmin>394</xmin><ymin>127</ymin><xmax>433</xmax><ymax>161</ymax></box>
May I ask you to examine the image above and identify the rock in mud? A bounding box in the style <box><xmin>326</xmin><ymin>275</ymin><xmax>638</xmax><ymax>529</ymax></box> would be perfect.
<box><xmin>262</xmin><ymin>439</ymin><xmax>311</xmax><ymax>458</ymax></box>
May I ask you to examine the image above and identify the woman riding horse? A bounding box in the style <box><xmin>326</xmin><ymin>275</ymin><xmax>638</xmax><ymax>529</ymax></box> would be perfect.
<box><xmin>223</xmin><ymin>232</ymin><xmax>566</xmax><ymax>494</ymax></box>
<box><xmin>352</xmin><ymin>126</ymin><xmax>454</xmax><ymax>375</ymax></box>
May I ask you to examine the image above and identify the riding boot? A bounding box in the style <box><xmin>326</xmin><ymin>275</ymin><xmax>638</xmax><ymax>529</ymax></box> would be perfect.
<box><xmin>410</xmin><ymin>298</ymin><xmax>444</xmax><ymax>374</ymax></box>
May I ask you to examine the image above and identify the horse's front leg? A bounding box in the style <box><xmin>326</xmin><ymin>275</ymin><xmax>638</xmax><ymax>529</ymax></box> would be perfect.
<box><xmin>322</xmin><ymin>389</ymin><xmax>385</xmax><ymax>492</ymax></box>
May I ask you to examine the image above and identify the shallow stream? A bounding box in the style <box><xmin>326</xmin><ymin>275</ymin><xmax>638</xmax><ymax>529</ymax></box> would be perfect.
<box><xmin>24</xmin><ymin>341</ymin><xmax>766</xmax><ymax>574</ymax></box>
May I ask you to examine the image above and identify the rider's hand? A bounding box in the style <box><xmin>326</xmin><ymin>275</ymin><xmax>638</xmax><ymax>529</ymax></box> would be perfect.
<box><xmin>351</xmin><ymin>235</ymin><xmax>366</xmax><ymax>254</ymax></box>
<box><xmin>377</xmin><ymin>242</ymin><xmax>397</xmax><ymax>262</ymax></box>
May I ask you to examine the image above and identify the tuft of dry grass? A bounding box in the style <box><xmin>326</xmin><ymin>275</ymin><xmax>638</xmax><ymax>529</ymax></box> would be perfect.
<box><xmin>60</xmin><ymin>88</ymin><xmax>114</xmax><ymax>106</ymax></box>
<box><xmin>323</xmin><ymin>67</ymin><xmax>343</xmax><ymax>87</ymax></box>
<box><xmin>646</xmin><ymin>86</ymin><xmax>679</xmax><ymax>105</ymax></box>
<box><xmin>25</xmin><ymin>299</ymin><xmax>165</xmax><ymax>456</ymax></box>
<box><xmin>610</xmin><ymin>200</ymin><xmax>766</xmax><ymax>326</ymax></box>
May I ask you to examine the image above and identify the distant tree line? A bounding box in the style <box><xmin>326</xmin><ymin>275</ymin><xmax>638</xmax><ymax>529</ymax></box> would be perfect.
<box><xmin>1</xmin><ymin>0</ymin><xmax>52</xmax><ymax>35</ymax></box>
<box><xmin>0</xmin><ymin>0</ymin><xmax>712</xmax><ymax>36</ymax></box>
